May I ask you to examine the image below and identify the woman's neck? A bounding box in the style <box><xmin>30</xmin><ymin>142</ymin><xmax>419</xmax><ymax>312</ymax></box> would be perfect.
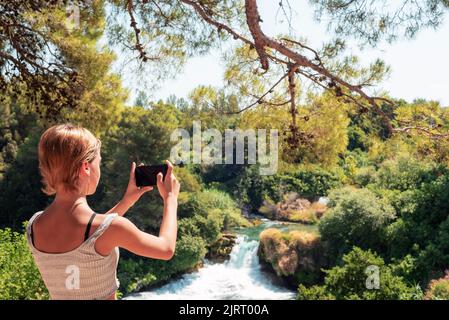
<box><xmin>52</xmin><ymin>191</ymin><xmax>88</xmax><ymax>213</ymax></box>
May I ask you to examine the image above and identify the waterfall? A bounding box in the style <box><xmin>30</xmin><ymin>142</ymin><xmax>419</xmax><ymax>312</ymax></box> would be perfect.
<box><xmin>124</xmin><ymin>234</ymin><xmax>296</xmax><ymax>300</ymax></box>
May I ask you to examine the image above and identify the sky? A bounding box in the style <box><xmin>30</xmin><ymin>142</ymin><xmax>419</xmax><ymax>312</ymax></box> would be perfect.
<box><xmin>120</xmin><ymin>0</ymin><xmax>449</xmax><ymax>106</ymax></box>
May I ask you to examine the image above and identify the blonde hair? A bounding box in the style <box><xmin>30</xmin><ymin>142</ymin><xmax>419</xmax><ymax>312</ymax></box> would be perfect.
<box><xmin>38</xmin><ymin>123</ymin><xmax>101</xmax><ymax>195</ymax></box>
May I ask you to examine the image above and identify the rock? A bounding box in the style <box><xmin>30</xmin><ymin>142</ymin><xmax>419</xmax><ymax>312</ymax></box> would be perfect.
<box><xmin>258</xmin><ymin>228</ymin><xmax>327</xmax><ymax>287</ymax></box>
<box><xmin>206</xmin><ymin>233</ymin><xmax>237</xmax><ymax>263</ymax></box>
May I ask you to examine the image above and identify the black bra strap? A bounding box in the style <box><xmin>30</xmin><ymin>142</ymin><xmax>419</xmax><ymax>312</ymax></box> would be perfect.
<box><xmin>84</xmin><ymin>213</ymin><xmax>97</xmax><ymax>241</ymax></box>
<box><xmin>31</xmin><ymin>224</ymin><xmax>35</xmax><ymax>246</ymax></box>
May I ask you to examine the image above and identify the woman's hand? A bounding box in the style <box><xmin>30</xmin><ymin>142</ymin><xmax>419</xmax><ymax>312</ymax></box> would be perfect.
<box><xmin>157</xmin><ymin>160</ymin><xmax>180</xmax><ymax>201</ymax></box>
<box><xmin>122</xmin><ymin>162</ymin><xmax>153</xmax><ymax>206</ymax></box>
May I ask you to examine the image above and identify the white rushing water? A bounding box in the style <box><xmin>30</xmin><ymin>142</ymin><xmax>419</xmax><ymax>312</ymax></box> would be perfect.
<box><xmin>124</xmin><ymin>234</ymin><xmax>296</xmax><ymax>300</ymax></box>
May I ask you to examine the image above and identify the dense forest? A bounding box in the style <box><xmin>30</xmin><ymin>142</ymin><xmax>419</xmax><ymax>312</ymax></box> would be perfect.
<box><xmin>1</xmin><ymin>0</ymin><xmax>449</xmax><ymax>300</ymax></box>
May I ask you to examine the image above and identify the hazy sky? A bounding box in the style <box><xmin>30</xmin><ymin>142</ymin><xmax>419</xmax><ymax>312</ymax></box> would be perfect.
<box><xmin>123</xmin><ymin>0</ymin><xmax>449</xmax><ymax>106</ymax></box>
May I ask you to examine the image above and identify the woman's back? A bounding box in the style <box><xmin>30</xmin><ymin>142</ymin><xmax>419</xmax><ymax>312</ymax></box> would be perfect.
<box><xmin>29</xmin><ymin>204</ymin><xmax>111</xmax><ymax>254</ymax></box>
<box><xmin>26</xmin><ymin>209</ymin><xmax>120</xmax><ymax>300</ymax></box>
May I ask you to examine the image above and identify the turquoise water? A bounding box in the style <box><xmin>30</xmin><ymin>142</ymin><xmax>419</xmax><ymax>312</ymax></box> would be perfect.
<box><xmin>235</xmin><ymin>217</ymin><xmax>319</xmax><ymax>240</ymax></box>
<box><xmin>125</xmin><ymin>218</ymin><xmax>316</xmax><ymax>300</ymax></box>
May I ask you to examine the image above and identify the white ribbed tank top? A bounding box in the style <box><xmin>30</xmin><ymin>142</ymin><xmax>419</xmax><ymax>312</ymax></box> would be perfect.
<box><xmin>26</xmin><ymin>211</ymin><xmax>120</xmax><ymax>300</ymax></box>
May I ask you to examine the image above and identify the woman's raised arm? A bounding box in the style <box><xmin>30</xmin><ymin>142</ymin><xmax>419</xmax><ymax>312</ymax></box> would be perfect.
<box><xmin>100</xmin><ymin>160</ymin><xmax>180</xmax><ymax>260</ymax></box>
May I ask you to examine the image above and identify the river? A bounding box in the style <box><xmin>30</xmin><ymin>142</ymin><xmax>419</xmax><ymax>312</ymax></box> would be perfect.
<box><xmin>124</xmin><ymin>217</ymin><xmax>318</xmax><ymax>300</ymax></box>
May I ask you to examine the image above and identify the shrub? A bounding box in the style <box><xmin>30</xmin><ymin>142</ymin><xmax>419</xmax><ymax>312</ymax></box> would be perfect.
<box><xmin>353</xmin><ymin>166</ymin><xmax>377</xmax><ymax>187</ymax></box>
<box><xmin>319</xmin><ymin>187</ymin><xmax>395</xmax><ymax>260</ymax></box>
<box><xmin>425</xmin><ymin>272</ymin><xmax>449</xmax><ymax>300</ymax></box>
<box><xmin>297</xmin><ymin>284</ymin><xmax>336</xmax><ymax>300</ymax></box>
<box><xmin>0</xmin><ymin>226</ymin><xmax>49</xmax><ymax>299</ymax></box>
<box><xmin>179</xmin><ymin>189</ymin><xmax>251</xmax><ymax>241</ymax></box>
<box><xmin>382</xmin><ymin>173</ymin><xmax>449</xmax><ymax>283</ymax></box>
<box><xmin>180</xmin><ymin>189</ymin><xmax>237</xmax><ymax>217</ymax></box>
<box><xmin>191</xmin><ymin>211</ymin><xmax>222</xmax><ymax>244</ymax></box>
<box><xmin>339</xmin><ymin>149</ymin><xmax>370</xmax><ymax>182</ymax></box>
<box><xmin>413</xmin><ymin>215</ymin><xmax>449</xmax><ymax>283</ymax></box>
<box><xmin>173</xmin><ymin>167</ymin><xmax>202</xmax><ymax>193</ymax></box>
<box><xmin>178</xmin><ymin>217</ymin><xmax>201</xmax><ymax>238</ymax></box>
<box><xmin>118</xmin><ymin>259</ymin><xmax>157</xmax><ymax>293</ymax></box>
<box><xmin>278</xmin><ymin>167</ymin><xmax>342</xmax><ymax>200</ymax></box>
<box><xmin>297</xmin><ymin>247</ymin><xmax>421</xmax><ymax>300</ymax></box>
<box><xmin>374</xmin><ymin>156</ymin><xmax>446</xmax><ymax>191</ymax></box>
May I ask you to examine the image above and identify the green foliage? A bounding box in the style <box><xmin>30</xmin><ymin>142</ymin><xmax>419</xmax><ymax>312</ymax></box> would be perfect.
<box><xmin>297</xmin><ymin>247</ymin><xmax>422</xmax><ymax>300</ymax></box>
<box><xmin>285</xmin><ymin>94</ymin><xmax>351</xmax><ymax>167</ymax></box>
<box><xmin>237</xmin><ymin>164</ymin><xmax>342</xmax><ymax>211</ymax></box>
<box><xmin>180</xmin><ymin>189</ymin><xmax>237</xmax><ymax>217</ymax></box>
<box><xmin>393</xmin><ymin>101</ymin><xmax>449</xmax><ymax>165</ymax></box>
<box><xmin>319</xmin><ymin>187</ymin><xmax>396</xmax><ymax>259</ymax></box>
<box><xmin>381</xmin><ymin>171</ymin><xmax>449</xmax><ymax>282</ymax></box>
<box><xmin>353</xmin><ymin>166</ymin><xmax>377</xmax><ymax>187</ymax></box>
<box><xmin>3</xmin><ymin>1</ymin><xmax>127</xmax><ymax>130</ymax></box>
<box><xmin>0</xmin><ymin>225</ymin><xmax>49</xmax><ymax>300</ymax></box>
<box><xmin>236</xmin><ymin>91</ymin><xmax>351</xmax><ymax>167</ymax></box>
<box><xmin>346</xmin><ymin>102</ymin><xmax>393</xmax><ymax>152</ymax></box>
<box><xmin>106</xmin><ymin>0</ymin><xmax>243</xmax><ymax>92</ymax></box>
<box><xmin>425</xmin><ymin>273</ymin><xmax>449</xmax><ymax>300</ymax></box>
<box><xmin>297</xmin><ymin>284</ymin><xmax>336</xmax><ymax>300</ymax></box>
<box><xmin>414</xmin><ymin>215</ymin><xmax>449</xmax><ymax>283</ymax></box>
<box><xmin>374</xmin><ymin>156</ymin><xmax>446</xmax><ymax>191</ymax></box>
<box><xmin>118</xmin><ymin>259</ymin><xmax>158</xmax><ymax>293</ymax></box>
<box><xmin>179</xmin><ymin>189</ymin><xmax>251</xmax><ymax>242</ymax></box>
<box><xmin>339</xmin><ymin>148</ymin><xmax>371</xmax><ymax>183</ymax></box>
<box><xmin>174</xmin><ymin>167</ymin><xmax>202</xmax><ymax>193</ymax></box>
<box><xmin>0</xmin><ymin>131</ymin><xmax>51</xmax><ymax>230</ymax></box>
<box><xmin>166</xmin><ymin>234</ymin><xmax>207</xmax><ymax>272</ymax></box>
<box><xmin>190</xmin><ymin>212</ymin><xmax>222</xmax><ymax>244</ymax></box>
<box><xmin>0</xmin><ymin>98</ymin><xmax>38</xmax><ymax>181</ymax></box>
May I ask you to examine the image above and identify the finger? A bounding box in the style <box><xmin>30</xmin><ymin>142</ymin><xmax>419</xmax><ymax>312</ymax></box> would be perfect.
<box><xmin>156</xmin><ymin>172</ymin><xmax>163</xmax><ymax>187</ymax></box>
<box><xmin>141</xmin><ymin>186</ymin><xmax>153</xmax><ymax>193</ymax></box>
<box><xmin>129</xmin><ymin>162</ymin><xmax>136</xmax><ymax>180</ymax></box>
<box><xmin>139</xmin><ymin>162</ymin><xmax>144</xmax><ymax>166</ymax></box>
<box><xmin>165</xmin><ymin>159</ymin><xmax>173</xmax><ymax>177</ymax></box>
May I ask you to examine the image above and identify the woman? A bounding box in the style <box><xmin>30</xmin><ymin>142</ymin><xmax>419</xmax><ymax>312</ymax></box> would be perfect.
<box><xmin>26</xmin><ymin>123</ymin><xmax>180</xmax><ymax>300</ymax></box>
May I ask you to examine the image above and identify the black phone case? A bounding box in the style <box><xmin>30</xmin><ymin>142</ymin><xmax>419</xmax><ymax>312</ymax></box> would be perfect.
<box><xmin>135</xmin><ymin>164</ymin><xmax>168</xmax><ymax>187</ymax></box>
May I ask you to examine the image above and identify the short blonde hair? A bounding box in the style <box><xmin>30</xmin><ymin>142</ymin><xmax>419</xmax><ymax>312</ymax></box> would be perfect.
<box><xmin>38</xmin><ymin>123</ymin><xmax>101</xmax><ymax>195</ymax></box>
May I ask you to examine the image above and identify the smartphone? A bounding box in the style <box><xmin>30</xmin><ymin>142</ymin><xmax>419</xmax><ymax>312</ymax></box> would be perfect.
<box><xmin>135</xmin><ymin>164</ymin><xmax>168</xmax><ymax>187</ymax></box>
